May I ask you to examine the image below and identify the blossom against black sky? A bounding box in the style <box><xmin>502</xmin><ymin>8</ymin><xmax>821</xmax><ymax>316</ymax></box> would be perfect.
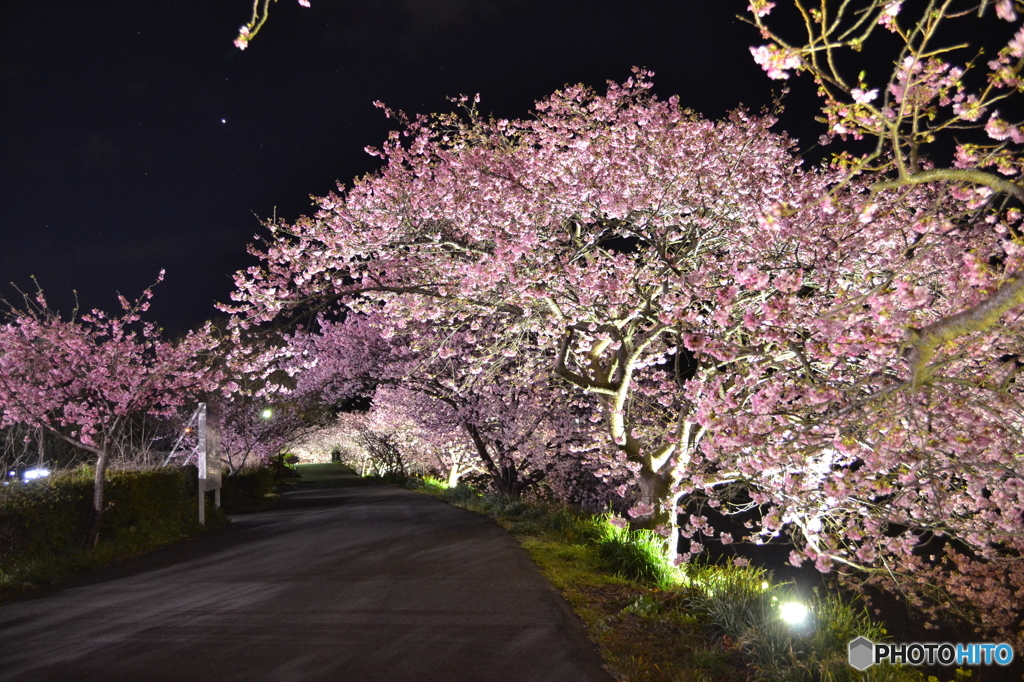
<box><xmin>1</xmin><ymin>0</ymin><xmax>797</xmax><ymax>334</ymax></box>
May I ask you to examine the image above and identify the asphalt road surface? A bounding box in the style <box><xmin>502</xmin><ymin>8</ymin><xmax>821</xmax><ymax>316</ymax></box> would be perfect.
<box><xmin>0</xmin><ymin>481</ymin><xmax>612</xmax><ymax>682</ymax></box>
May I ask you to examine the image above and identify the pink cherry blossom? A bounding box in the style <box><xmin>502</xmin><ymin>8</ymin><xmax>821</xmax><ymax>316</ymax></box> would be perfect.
<box><xmin>747</xmin><ymin>0</ymin><xmax>775</xmax><ymax>18</ymax></box>
<box><xmin>227</xmin><ymin>65</ymin><xmax>1024</xmax><ymax>645</ymax></box>
<box><xmin>996</xmin><ymin>0</ymin><xmax>1017</xmax><ymax>22</ymax></box>
<box><xmin>748</xmin><ymin>0</ymin><xmax>1024</xmax><ymax>645</ymax></box>
<box><xmin>749</xmin><ymin>44</ymin><xmax>801</xmax><ymax>79</ymax></box>
<box><xmin>0</xmin><ymin>281</ymin><xmax>222</xmax><ymax>547</ymax></box>
<box><xmin>850</xmin><ymin>88</ymin><xmax>878</xmax><ymax>104</ymax></box>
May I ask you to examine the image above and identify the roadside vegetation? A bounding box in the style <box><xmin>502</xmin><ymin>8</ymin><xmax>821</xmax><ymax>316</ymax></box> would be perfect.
<box><xmin>0</xmin><ymin>464</ymin><xmax>282</xmax><ymax>598</ymax></box>
<box><xmin>0</xmin><ymin>466</ymin><xmax>228</xmax><ymax>597</ymax></box>
<box><xmin>409</xmin><ymin>476</ymin><xmax>973</xmax><ymax>682</ymax></box>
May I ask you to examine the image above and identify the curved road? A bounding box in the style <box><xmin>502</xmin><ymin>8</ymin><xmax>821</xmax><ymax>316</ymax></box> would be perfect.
<box><xmin>0</xmin><ymin>482</ymin><xmax>611</xmax><ymax>682</ymax></box>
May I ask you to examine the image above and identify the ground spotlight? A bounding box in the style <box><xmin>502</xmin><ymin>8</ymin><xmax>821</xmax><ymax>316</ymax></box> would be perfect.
<box><xmin>779</xmin><ymin>600</ymin><xmax>809</xmax><ymax>626</ymax></box>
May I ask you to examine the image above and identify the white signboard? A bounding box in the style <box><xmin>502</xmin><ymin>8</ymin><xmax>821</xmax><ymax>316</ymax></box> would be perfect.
<box><xmin>197</xmin><ymin>402</ymin><xmax>223</xmax><ymax>492</ymax></box>
<box><xmin>197</xmin><ymin>402</ymin><xmax>223</xmax><ymax>524</ymax></box>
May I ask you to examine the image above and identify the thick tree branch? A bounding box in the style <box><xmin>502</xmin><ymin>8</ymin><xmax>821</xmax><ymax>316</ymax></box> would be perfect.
<box><xmin>907</xmin><ymin>272</ymin><xmax>1024</xmax><ymax>385</ymax></box>
<box><xmin>553</xmin><ymin>329</ymin><xmax>619</xmax><ymax>395</ymax></box>
<box><xmin>873</xmin><ymin>169</ymin><xmax>1024</xmax><ymax>204</ymax></box>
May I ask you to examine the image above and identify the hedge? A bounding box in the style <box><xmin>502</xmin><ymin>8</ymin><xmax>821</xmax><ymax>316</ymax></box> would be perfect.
<box><xmin>0</xmin><ymin>465</ymin><xmax>224</xmax><ymax>592</ymax></box>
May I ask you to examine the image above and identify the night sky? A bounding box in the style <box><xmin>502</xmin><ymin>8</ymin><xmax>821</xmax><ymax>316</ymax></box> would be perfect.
<box><xmin>2</xmin><ymin>0</ymin><xmax>812</xmax><ymax>335</ymax></box>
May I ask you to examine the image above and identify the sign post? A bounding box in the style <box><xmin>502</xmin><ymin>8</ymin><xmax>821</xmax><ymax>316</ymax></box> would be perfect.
<box><xmin>197</xmin><ymin>403</ymin><xmax>223</xmax><ymax>525</ymax></box>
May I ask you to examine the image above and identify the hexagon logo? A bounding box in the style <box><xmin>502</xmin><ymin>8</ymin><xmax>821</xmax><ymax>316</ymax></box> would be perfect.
<box><xmin>849</xmin><ymin>637</ymin><xmax>875</xmax><ymax>671</ymax></box>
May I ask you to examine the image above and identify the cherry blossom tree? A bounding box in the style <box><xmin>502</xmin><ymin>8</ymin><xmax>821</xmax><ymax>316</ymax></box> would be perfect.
<box><xmin>744</xmin><ymin>0</ymin><xmax>1024</xmax><ymax>372</ymax></box>
<box><xmin>224</xmin><ymin>66</ymin><xmax>1024</xmax><ymax>641</ymax></box>
<box><xmin>224</xmin><ymin>73</ymin><xmax>839</xmax><ymax>550</ymax></box>
<box><xmin>207</xmin><ymin>395</ymin><xmax>322</xmax><ymax>474</ymax></box>
<box><xmin>291</xmin><ymin>312</ymin><xmax>603</xmax><ymax>497</ymax></box>
<box><xmin>360</xmin><ymin>427</ymin><xmax>415</xmax><ymax>477</ymax></box>
<box><xmin>363</xmin><ymin>387</ymin><xmax>481</xmax><ymax>485</ymax></box>
<box><xmin>178</xmin><ymin>325</ymin><xmax>340</xmax><ymax>474</ymax></box>
<box><xmin>0</xmin><ymin>279</ymin><xmax>222</xmax><ymax>547</ymax></box>
<box><xmin>741</xmin><ymin>0</ymin><xmax>1024</xmax><ymax>642</ymax></box>
<box><xmin>399</xmin><ymin>361</ymin><xmax>599</xmax><ymax>498</ymax></box>
<box><xmin>303</xmin><ymin>412</ymin><xmax>371</xmax><ymax>472</ymax></box>
<box><xmin>292</xmin><ymin>408</ymin><xmax>441</xmax><ymax>477</ymax></box>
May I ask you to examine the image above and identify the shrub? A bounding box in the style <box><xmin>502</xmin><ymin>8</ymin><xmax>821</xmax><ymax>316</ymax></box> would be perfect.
<box><xmin>0</xmin><ymin>465</ymin><xmax>219</xmax><ymax>594</ymax></box>
<box><xmin>483</xmin><ymin>492</ymin><xmax>530</xmax><ymax>517</ymax></box>
<box><xmin>221</xmin><ymin>466</ymin><xmax>276</xmax><ymax>513</ymax></box>
<box><xmin>682</xmin><ymin>562</ymin><xmax>923</xmax><ymax>682</ymax></box>
<box><xmin>378</xmin><ymin>470</ymin><xmax>406</xmax><ymax>485</ymax></box>
<box><xmin>596</xmin><ymin>517</ymin><xmax>675</xmax><ymax>588</ymax></box>
<box><xmin>684</xmin><ymin>563</ymin><xmax>778</xmax><ymax>640</ymax></box>
<box><xmin>101</xmin><ymin>468</ymin><xmax>206</xmax><ymax>548</ymax></box>
<box><xmin>442</xmin><ymin>482</ymin><xmax>480</xmax><ymax>505</ymax></box>
<box><xmin>748</xmin><ymin>589</ymin><xmax>912</xmax><ymax>682</ymax></box>
<box><xmin>538</xmin><ymin>507</ymin><xmax>604</xmax><ymax>544</ymax></box>
<box><xmin>271</xmin><ymin>454</ymin><xmax>301</xmax><ymax>480</ymax></box>
<box><xmin>421</xmin><ymin>476</ymin><xmax>448</xmax><ymax>490</ymax></box>
<box><xmin>0</xmin><ymin>468</ymin><xmax>94</xmax><ymax>562</ymax></box>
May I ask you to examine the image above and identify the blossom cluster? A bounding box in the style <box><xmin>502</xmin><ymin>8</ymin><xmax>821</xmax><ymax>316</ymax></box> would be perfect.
<box><xmin>226</xmin><ymin>68</ymin><xmax>1024</xmax><ymax>643</ymax></box>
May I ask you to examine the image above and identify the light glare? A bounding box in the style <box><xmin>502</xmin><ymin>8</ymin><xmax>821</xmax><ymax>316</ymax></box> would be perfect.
<box><xmin>22</xmin><ymin>468</ymin><xmax>51</xmax><ymax>481</ymax></box>
<box><xmin>780</xmin><ymin>600</ymin><xmax>809</xmax><ymax>625</ymax></box>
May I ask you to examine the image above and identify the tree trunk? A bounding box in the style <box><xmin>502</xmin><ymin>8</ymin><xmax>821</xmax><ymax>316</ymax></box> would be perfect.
<box><xmin>461</xmin><ymin>422</ymin><xmax>544</xmax><ymax>497</ymax></box>
<box><xmin>631</xmin><ymin>458</ymin><xmax>684</xmax><ymax>565</ymax></box>
<box><xmin>491</xmin><ymin>463</ymin><xmax>514</xmax><ymax>497</ymax></box>
<box><xmin>446</xmin><ymin>463</ymin><xmax>462</xmax><ymax>487</ymax></box>
<box><xmin>83</xmin><ymin>449</ymin><xmax>109</xmax><ymax>550</ymax></box>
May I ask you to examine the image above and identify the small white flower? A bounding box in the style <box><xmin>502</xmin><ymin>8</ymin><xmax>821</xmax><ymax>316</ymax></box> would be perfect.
<box><xmin>851</xmin><ymin>88</ymin><xmax>879</xmax><ymax>104</ymax></box>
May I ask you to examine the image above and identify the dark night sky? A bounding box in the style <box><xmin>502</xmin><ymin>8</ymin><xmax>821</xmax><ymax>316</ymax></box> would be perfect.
<box><xmin>1</xmin><ymin>0</ymin><xmax>811</xmax><ymax>335</ymax></box>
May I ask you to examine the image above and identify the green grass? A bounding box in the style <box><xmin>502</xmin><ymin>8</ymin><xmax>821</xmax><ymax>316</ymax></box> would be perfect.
<box><xmin>409</xmin><ymin>479</ymin><xmax>970</xmax><ymax>682</ymax></box>
<box><xmin>519</xmin><ymin>532</ymin><xmax>734</xmax><ymax>681</ymax></box>
<box><xmin>595</xmin><ymin>519</ymin><xmax>677</xmax><ymax>589</ymax></box>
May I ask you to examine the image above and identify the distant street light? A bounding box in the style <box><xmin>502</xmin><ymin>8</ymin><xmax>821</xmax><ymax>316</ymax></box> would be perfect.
<box><xmin>261</xmin><ymin>408</ymin><xmax>273</xmax><ymax>420</ymax></box>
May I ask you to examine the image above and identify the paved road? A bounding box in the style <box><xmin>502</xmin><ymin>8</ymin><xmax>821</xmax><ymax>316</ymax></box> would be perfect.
<box><xmin>0</xmin><ymin>482</ymin><xmax>611</xmax><ymax>682</ymax></box>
